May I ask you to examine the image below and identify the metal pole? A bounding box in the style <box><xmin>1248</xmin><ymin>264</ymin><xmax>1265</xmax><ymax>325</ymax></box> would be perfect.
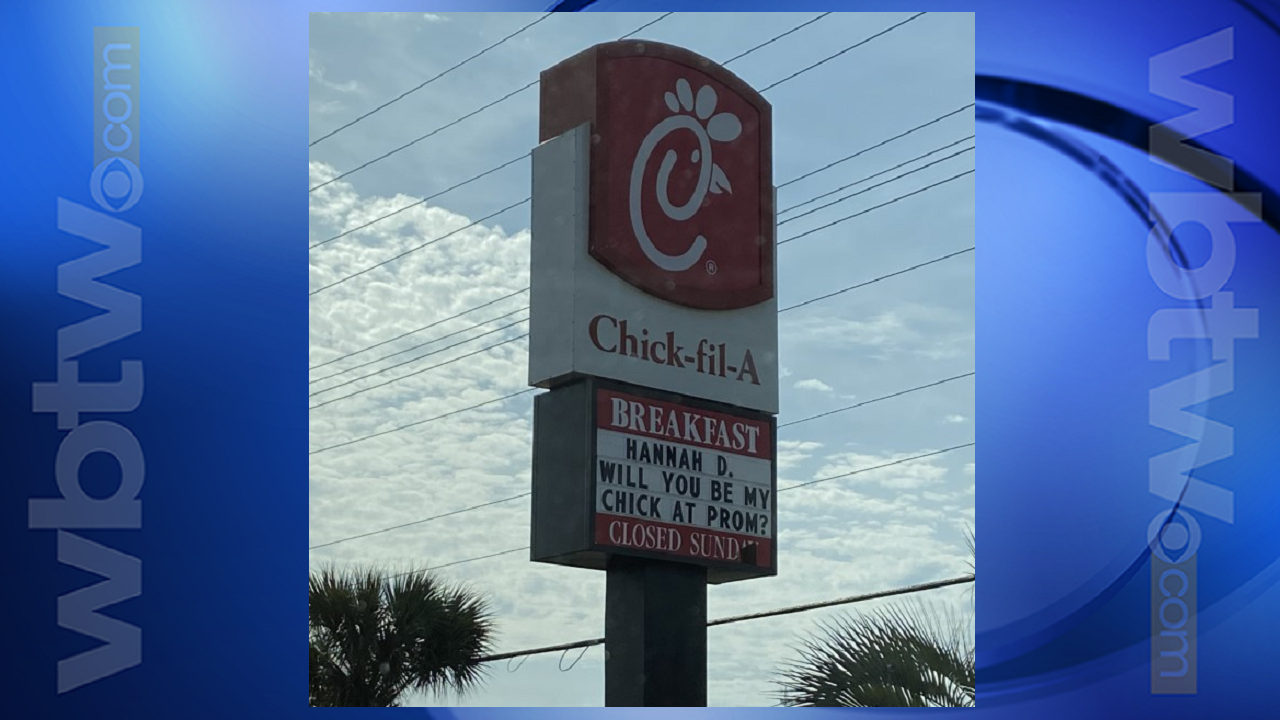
<box><xmin>604</xmin><ymin>556</ymin><xmax>707</xmax><ymax>707</ymax></box>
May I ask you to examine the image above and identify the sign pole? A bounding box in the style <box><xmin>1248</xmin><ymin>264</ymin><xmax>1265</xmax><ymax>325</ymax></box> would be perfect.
<box><xmin>605</xmin><ymin>556</ymin><xmax>707</xmax><ymax>707</ymax></box>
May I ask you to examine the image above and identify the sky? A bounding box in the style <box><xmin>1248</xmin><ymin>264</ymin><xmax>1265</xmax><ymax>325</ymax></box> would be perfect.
<box><xmin>308</xmin><ymin>11</ymin><xmax>975</xmax><ymax>707</ymax></box>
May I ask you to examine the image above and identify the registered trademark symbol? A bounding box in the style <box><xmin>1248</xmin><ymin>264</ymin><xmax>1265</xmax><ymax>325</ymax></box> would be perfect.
<box><xmin>705</xmin><ymin>260</ymin><xmax>718</xmax><ymax>275</ymax></box>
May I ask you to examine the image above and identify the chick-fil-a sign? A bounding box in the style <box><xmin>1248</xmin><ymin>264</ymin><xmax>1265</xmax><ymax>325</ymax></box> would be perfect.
<box><xmin>540</xmin><ymin>41</ymin><xmax>774</xmax><ymax>311</ymax></box>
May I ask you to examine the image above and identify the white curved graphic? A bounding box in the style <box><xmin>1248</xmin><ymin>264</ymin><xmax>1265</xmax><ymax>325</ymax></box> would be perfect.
<box><xmin>629</xmin><ymin>78</ymin><xmax>742</xmax><ymax>272</ymax></box>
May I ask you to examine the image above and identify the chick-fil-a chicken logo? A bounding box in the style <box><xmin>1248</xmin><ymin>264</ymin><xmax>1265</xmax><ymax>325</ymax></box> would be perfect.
<box><xmin>629</xmin><ymin>77</ymin><xmax>742</xmax><ymax>273</ymax></box>
<box><xmin>540</xmin><ymin>42</ymin><xmax>774</xmax><ymax>311</ymax></box>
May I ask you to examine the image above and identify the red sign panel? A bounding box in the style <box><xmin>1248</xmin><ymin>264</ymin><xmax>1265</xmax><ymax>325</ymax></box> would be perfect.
<box><xmin>596</xmin><ymin>388</ymin><xmax>772</xmax><ymax>459</ymax></box>
<box><xmin>541</xmin><ymin>41</ymin><xmax>774</xmax><ymax>310</ymax></box>
<box><xmin>595</xmin><ymin>514</ymin><xmax>774</xmax><ymax>569</ymax></box>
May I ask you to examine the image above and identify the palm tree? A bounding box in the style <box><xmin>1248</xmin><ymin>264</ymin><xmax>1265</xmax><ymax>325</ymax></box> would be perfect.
<box><xmin>309</xmin><ymin>564</ymin><xmax>496</xmax><ymax>707</ymax></box>
<box><xmin>773</xmin><ymin>532</ymin><xmax>975</xmax><ymax>707</ymax></box>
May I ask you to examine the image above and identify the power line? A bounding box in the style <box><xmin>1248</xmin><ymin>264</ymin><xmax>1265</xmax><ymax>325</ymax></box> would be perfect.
<box><xmin>617</xmin><ymin>11</ymin><xmax>673</xmax><ymax>39</ymax></box>
<box><xmin>309</xmin><ymin>198</ymin><xmax>967</xmax><ymax>396</ymax></box>
<box><xmin>778</xmin><ymin>103</ymin><xmax>974</xmax><ymax>190</ymax></box>
<box><xmin>777</xmin><ymin>146</ymin><xmax>974</xmax><ymax>227</ymax></box>
<box><xmin>310</xmin><ymin>81</ymin><xmax>540</xmax><ymax>194</ymax></box>
<box><xmin>309</xmin><ymin>130</ymin><xmax>973</xmax><ymax>366</ymax></box>
<box><xmin>309</xmin><ymin>153</ymin><xmax>530</xmax><ymax>250</ymax></box>
<box><xmin>309</xmin><ymin>161</ymin><xmax>970</xmax><ymax>301</ymax></box>
<box><xmin>306</xmin><ymin>14</ymin><xmax>877</xmax><ymax>253</ymax></box>
<box><xmin>310</xmin><ymin>388</ymin><xmax>538</xmax><ymax>456</ymax></box>
<box><xmin>379</xmin><ymin>441</ymin><xmax>972</xmax><ymax>576</ymax></box>
<box><xmin>759</xmin><ymin>12</ymin><xmax>927</xmax><ymax>92</ymax></box>
<box><xmin>711</xmin><ymin>574</ymin><xmax>974</xmax><ymax>628</ymax></box>
<box><xmin>309</xmin><ymin>103</ymin><xmax>972</xmax><ymax>253</ymax></box>
<box><xmin>309</xmin><ymin>331</ymin><xmax>529</xmax><ymax>410</ymax></box>
<box><xmin>309</xmin><ymin>287</ymin><xmax>529</xmax><ymax>371</ymax></box>
<box><xmin>308</xmin><ymin>127</ymin><xmax>974</xmax><ymax>370</ymax></box>
<box><xmin>309</xmin><ymin>196</ymin><xmax>530</xmax><ymax>297</ymax></box>
<box><xmin>309</xmin><ymin>14</ymin><xmax>554</xmax><ymax>148</ymax></box>
<box><xmin>388</xmin><ymin>547</ymin><xmax>529</xmax><ymax>580</ymax></box>
<box><xmin>309</xmin><ymin>10</ymin><xmax>919</xmax><ymax>201</ymax></box>
<box><xmin>476</xmin><ymin>574</ymin><xmax>973</xmax><ymax>663</ymax></box>
<box><xmin>309</xmin><ymin>244</ymin><xmax>970</xmax><ymax>452</ymax></box>
<box><xmin>779</xmin><ymin>247</ymin><xmax>974</xmax><ymax>313</ymax></box>
<box><xmin>308</xmin><ymin>13</ymin><xmax>675</xmax><ymax>194</ymax></box>
<box><xmin>778</xmin><ymin>443</ymin><xmax>974</xmax><ymax>492</ymax></box>
<box><xmin>309</xmin><ymin>372</ymin><xmax>974</xmax><ymax>550</ymax></box>
<box><xmin>721</xmin><ymin>12</ymin><xmax>832</xmax><ymax>64</ymax></box>
<box><xmin>777</xmin><ymin>169</ymin><xmax>975</xmax><ymax>247</ymax></box>
<box><xmin>309</xmin><ymin>493</ymin><xmax>531</xmax><ymax>551</ymax></box>
<box><xmin>310</xmin><ymin>244</ymin><xmax>964</xmax><ymax>412</ymax></box>
<box><xmin>310</xmin><ymin>306</ymin><xmax>529</xmax><ymax>387</ymax></box>
<box><xmin>778</xmin><ymin>371</ymin><xmax>974</xmax><ymax>429</ymax></box>
<box><xmin>778</xmin><ymin>135</ymin><xmax>974</xmax><ymax>218</ymax></box>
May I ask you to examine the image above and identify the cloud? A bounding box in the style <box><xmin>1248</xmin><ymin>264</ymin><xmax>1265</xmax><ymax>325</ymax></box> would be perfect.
<box><xmin>307</xmin><ymin>136</ymin><xmax>976</xmax><ymax>709</ymax></box>
<box><xmin>309</xmin><ymin>53</ymin><xmax>360</xmax><ymax>94</ymax></box>
<box><xmin>308</xmin><ymin>10</ymin><xmax>975</xmax><ymax>706</ymax></box>
<box><xmin>945</xmin><ymin>414</ymin><xmax>967</xmax><ymax>423</ymax></box>
<box><xmin>777</xmin><ymin>439</ymin><xmax>823</xmax><ymax>471</ymax></box>
<box><xmin>793</xmin><ymin>378</ymin><xmax>833</xmax><ymax>392</ymax></box>
<box><xmin>807</xmin><ymin>449</ymin><xmax>955</xmax><ymax>490</ymax></box>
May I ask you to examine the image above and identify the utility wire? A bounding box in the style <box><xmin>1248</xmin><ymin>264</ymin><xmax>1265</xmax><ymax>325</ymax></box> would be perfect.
<box><xmin>778</xmin><ymin>371</ymin><xmax>974</xmax><ymax>428</ymax></box>
<box><xmin>309</xmin><ymin>491</ymin><xmax>529</xmax><ymax>548</ymax></box>
<box><xmin>310</xmin><ymin>244</ymin><xmax>968</xmax><ymax>415</ymax></box>
<box><xmin>310</xmin><ymin>14</ymin><xmax>554</xmax><ymax>148</ymax></box>
<box><xmin>310</xmin><ymin>155</ymin><xmax>970</xmax><ymax>300</ymax></box>
<box><xmin>378</xmin><ymin>443</ymin><xmax>967</xmax><ymax>576</ymax></box>
<box><xmin>721</xmin><ymin>12</ymin><xmax>832</xmax><ymax>64</ymax></box>
<box><xmin>307</xmin><ymin>102</ymin><xmax>970</xmax><ymax>254</ymax></box>
<box><xmin>779</xmin><ymin>135</ymin><xmax>974</xmax><ymax>218</ymax></box>
<box><xmin>759</xmin><ymin>12</ymin><xmax>927</xmax><ymax>92</ymax></box>
<box><xmin>314</xmin><ymin>132</ymin><xmax>972</xmax><ymax>366</ymax></box>
<box><xmin>309</xmin><ymin>287</ymin><xmax>529</xmax><ymax>371</ymax></box>
<box><xmin>618</xmin><ymin>11</ymin><xmax>673</xmax><ymax>39</ymax></box>
<box><xmin>310</xmin><ymin>129</ymin><xmax>973</xmax><ymax>364</ymax></box>
<box><xmin>387</xmin><ymin>547</ymin><xmax>529</xmax><ymax>580</ymax></box>
<box><xmin>778</xmin><ymin>170</ymin><xmax>975</xmax><ymax>247</ymax></box>
<box><xmin>477</xmin><ymin>573</ymin><xmax>973</xmax><ymax>662</ymax></box>
<box><xmin>309</xmin><ymin>308</ymin><xmax>528</xmax><ymax>388</ymax></box>
<box><xmin>309</xmin><ymin>13</ymin><xmax>675</xmax><ymax>194</ymax></box>
<box><xmin>305</xmin><ymin>13</ymin><xmax>699</xmax><ymax>250</ymax></box>
<box><xmin>309</xmin><ymin>153</ymin><xmax>530</xmax><ymax>250</ymax></box>
<box><xmin>778</xmin><ymin>443</ymin><xmax>974</xmax><ymax>492</ymax></box>
<box><xmin>309</xmin><ymin>245</ymin><xmax>971</xmax><ymax>450</ymax></box>
<box><xmin>309</xmin><ymin>372</ymin><xmax>974</xmax><ymax>549</ymax></box>
<box><xmin>310</xmin><ymin>79</ymin><xmax>538</xmax><ymax>193</ymax></box>
<box><xmin>709</xmin><ymin>574</ymin><xmax>975</xmax><ymax>628</ymax></box>
<box><xmin>309</xmin><ymin>331</ymin><xmax>529</xmax><ymax>410</ymax></box>
<box><xmin>779</xmin><ymin>247</ymin><xmax>974</xmax><ymax>313</ymax></box>
<box><xmin>778</xmin><ymin>103</ymin><xmax>974</xmax><ymax>190</ymax></box>
<box><xmin>392</xmin><ymin>442</ymin><xmax>973</xmax><ymax>576</ymax></box>
<box><xmin>309</xmin><ymin>196</ymin><xmax>530</xmax><ymax>297</ymax></box>
<box><xmin>309</xmin><ymin>10</ymin><xmax>912</xmax><ymax>204</ymax></box>
<box><xmin>310</xmin><ymin>388</ymin><xmax>538</xmax><ymax>456</ymax></box>
<box><xmin>777</xmin><ymin>146</ymin><xmax>974</xmax><ymax>227</ymax></box>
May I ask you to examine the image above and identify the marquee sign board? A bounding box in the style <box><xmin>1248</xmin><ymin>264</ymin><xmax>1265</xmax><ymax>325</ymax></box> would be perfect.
<box><xmin>529</xmin><ymin>41</ymin><xmax>778</xmax><ymax>414</ymax></box>
<box><xmin>530</xmin><ymin>378</ymin><xmax>777</xmax><ymax>584</ymax></box>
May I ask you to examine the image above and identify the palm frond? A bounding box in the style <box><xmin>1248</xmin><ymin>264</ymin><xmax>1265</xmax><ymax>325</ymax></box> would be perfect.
<box><xmin>775</xmin><ymin>597</ymin><xmax>975</xmax><ymax>707</ymax></box>
<box><xmin>309</xmin><ymin>563</ymin><xmax>496</xmax><ymax>707</ymax></box>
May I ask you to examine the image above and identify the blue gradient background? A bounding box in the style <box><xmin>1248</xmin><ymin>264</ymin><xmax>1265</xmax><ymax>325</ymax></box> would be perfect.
<box><xmin>3</xmin><ymin>0</ymin><xmax>1277</xmax><ymax>716</ymax></box>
